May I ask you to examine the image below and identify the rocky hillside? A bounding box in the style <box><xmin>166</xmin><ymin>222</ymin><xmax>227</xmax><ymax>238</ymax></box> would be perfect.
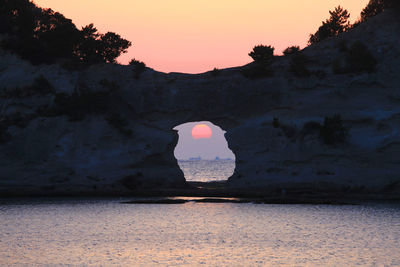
<box><xmin>0</xmin><ymin>10</ymin><xmax>399</xmax><ymax>196</ymax></box>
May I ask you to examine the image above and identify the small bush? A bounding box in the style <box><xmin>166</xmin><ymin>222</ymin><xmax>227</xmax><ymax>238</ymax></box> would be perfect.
<box><xmin>289</xmin><ymin>54</ymin><xmax>310</xmax><ymax>77</ymax></box>
<box><xmin>106</xmin><ymin>113</ymin><xmax>132</xmax><ymax>136</ymax></box>
<box><xmin>99</xmin><ymin>79</ymin><xmax>120</xmax><ymax>91</ymax></box>
<box><xmin>211</xmin><ymin>67</ymin><xmax>220</xmax><ymax>77</ymax></box>
<box><xmin>129</xmin><ymin>59</ymin><xmax>146</xmax><ymax>79</ymax></box>
<box><xmin>29</xmin><ymin>76</ymin><xmax>55</xmax><ymax>95</ymax></box>
<box><xmin>272</xmin><ymin>117</ymin><xmax>280</xmax><ymax>128</ymax></box>
<box><xmin>0</xmin><ymin>75</ymin><xmax>54</xmax><ymax>98</ymax></box>
<box><xmin>283</xmin><ymin>46</ymin><xmax>300</xmax><ymax>56</ymax></box>
<box><xmin>248</xmin><ymin>45</ymin><xmax>274</xmax><ymax>63</ymax></box>
<box><xmin>53</xmin><ymin>89</ymin><xmax>110</xmax><ymax>121</ymax></box>
<box><xmin>332</xmin><ymin>41</ymin><xmax>377</xmax><ymax>74</ymax></box>
<box><xmin>320</xmin><ymin>114</ymin><xmax>348</xmax><ymax>145</ymax></box>
<box><xmin>346</xmin><ymin>41</ymin><xmax>377</xmax><ymax>73</ymax></box>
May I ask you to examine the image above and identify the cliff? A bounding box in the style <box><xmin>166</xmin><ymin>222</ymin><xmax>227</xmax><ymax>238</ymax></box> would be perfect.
<box><xmin>0</xmin><ymin>10</ymin><xmax>399</xmax><ymax>197</ymax></box>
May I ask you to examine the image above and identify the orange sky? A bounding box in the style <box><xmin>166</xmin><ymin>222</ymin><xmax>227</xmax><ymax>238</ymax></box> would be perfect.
<box><xmin>34</xmin><ymin>0</ymin><xmax>368</xmax><ymax>73</ymax></box>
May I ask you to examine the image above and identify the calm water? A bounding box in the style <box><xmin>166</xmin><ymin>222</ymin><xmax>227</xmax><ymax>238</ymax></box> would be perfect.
<box><xmin>177</xmin><ymin>159</ymin><xmax>235</xmax><ymax>182</ymax></box>
<box><xmin>1</xmin><ymin>198</ymin><xmax>399</xmax><ymax>266</ymax></box>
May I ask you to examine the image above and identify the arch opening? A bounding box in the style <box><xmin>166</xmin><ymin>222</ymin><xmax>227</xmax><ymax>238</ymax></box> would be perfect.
<box><xmin>173</xmin><ymin>121</ymin><xmax>236</xmax><ymax>182</ymax></box>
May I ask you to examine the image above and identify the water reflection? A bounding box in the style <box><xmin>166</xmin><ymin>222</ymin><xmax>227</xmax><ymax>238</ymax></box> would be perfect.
<box><xmin>0</xmin><ymin>199</ymin><xmax>399</xmax><ymax>266</ymax></box>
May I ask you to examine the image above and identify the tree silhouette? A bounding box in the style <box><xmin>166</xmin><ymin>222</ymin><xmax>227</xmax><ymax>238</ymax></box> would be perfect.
<box><xmin>320</xmin><ymin>115</ymin><xmax>348</xmax><ymax>145</ymax></box>
<box><xmin>0</xmin><ymin>0</ymin><xmax>132</xmax><ymax>65</ymax></box>
<box><xmin>360</xmin><ymin>0</ymin><xmax>399</xmax><ymax>21</ymax></box>
<box><xmin>308</xmin><ymin>6</ymin><xmax>350</xmax><ymax>45</ymax></box>
<box><xmin>99</xmin><ymin>32</ymin><xmax>131</xmax><ymax>63</ymax></box>
<box><xmin>361</xmin><ymin>0</ymin><xmax>384</xmax><ymax>21</ymax></box>
<box><xmin>248</xmin><ymin>45</ymin><xmax>274</xmax><ymax>63</ymax></box>
<box><xmin>283</xmin><ymin>46</ymin><xmax>300</xmax><ymax>56</ymax></box>
<box><xmin>35</xmin><ymin>9</ymin><xmax>80</xmax><ymax>60</ymax></box>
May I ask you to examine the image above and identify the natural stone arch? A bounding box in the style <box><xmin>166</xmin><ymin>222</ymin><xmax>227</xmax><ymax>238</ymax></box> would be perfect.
<box><xmin>172</xmin><ymin>121</ymin><xmax>236</xmax><ymax>182</ymax></box>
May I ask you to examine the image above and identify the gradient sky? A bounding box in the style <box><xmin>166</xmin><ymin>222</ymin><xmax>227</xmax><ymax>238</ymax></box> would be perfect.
<box><xmin>174</xmin><ymin>122</ymin><xmax>235</xmax><ymax>160</ymax></box>
<box><xmin>35</xmin><ymin>0</ymin><xmax>368</xmax><ymax>73</ymax></box>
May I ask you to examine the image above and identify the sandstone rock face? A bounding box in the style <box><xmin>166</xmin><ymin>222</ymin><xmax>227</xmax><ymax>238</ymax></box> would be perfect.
<box><xmin>0</xmin><ymin>11</ymin><xmax>399</xmax><ymax>196</ymax></box>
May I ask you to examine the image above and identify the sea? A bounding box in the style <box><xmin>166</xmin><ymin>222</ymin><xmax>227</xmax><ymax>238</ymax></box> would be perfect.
<box><xmin>0</xmin><ymin>198</ymin><xmax>399</xmax><ymax>266</ymax></box>
<box><xmin>0</xmin><ymin>160</ymin><xmax>399</xmax><ymax>266</ymax></box>
<box><xmin>177</xmin><ymin>159</ymin><xmax>235</xmax><ymax>182</ymax></box>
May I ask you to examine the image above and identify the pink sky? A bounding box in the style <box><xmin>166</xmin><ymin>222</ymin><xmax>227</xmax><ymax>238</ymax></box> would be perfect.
<box><xmin>35</xmin><ymin>0</ymin><xmax>368</xmax><ymax>74</ymax></box>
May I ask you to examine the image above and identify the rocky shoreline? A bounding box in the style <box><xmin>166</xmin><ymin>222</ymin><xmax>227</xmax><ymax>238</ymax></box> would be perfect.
<box><xmin>1</xmin><ymin>181</ymin><xmax>399</xmax><ymax>205</ymax></box>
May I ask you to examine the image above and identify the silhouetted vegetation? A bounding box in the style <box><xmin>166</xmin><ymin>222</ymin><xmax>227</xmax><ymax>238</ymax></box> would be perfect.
<box><xmin>283</xmin><ymin>46</ymin><xmax>300</xmax><ymax>56</ymax></box>
<box><xmin>0</xmin><ymin>0</ymin><xmax>131</xmax><ymax>65</ymax></box>
<box><xmin>289</xmin><ymin>54</ymin><xmax>310</xmax><ymax>77</ymax></box>
<box><xmin>129</xmin><ymin>59</ymin><xmax>146</xmax><ymax>79</ymax></box>
<box><xmin>308</xmin><ymin>6</ymin><xmax>350</xmax><ymax>45</ymax></box>
<box><xmin>346</xmin><ymin>41</ymin><xmax>377</xmax><ymax>73</ymax></box>
<box><xmin>272</xmin><ymin>117</ymin><xmax>280</xmax><ymax>128</ymax></box>
<box><xmin>211</xmin><ymin>67</ymin><xmax>221</xmax><ymax>77</ymax></box>
<box><xmin>249</xmin><ymin>45</ymin><xmax>274</xmax><ymax>63</ymax></box>
<box><xmin>320</xmin><ymin>115</ymin><xmax>348</xmax><ymax>145</ymax></box>
<box><xmin>242</xmin><ymin>45</ymin><xmax>275</xmax><ymax>79</ymax></box>
<box><xmin>361</xmin><ymin>0</ymin><xmax>385</xmax><ymax>21</ymax></box>
<box><xmin>300</xmin><ymin>117</ymin><xmax>348</xmax><ymax>145</ymax></box>
<box><xmin>106</xmin><ymin>113</ymin><xmax>132</xmax><ymax>136</ymax></box>
<box><xmin>53</xmin><ymin>89</ymin><xmax>110</xmax><ymax>121</ymax></box>
<box><xmin>0</xmin><ymin>76</ymin><xmax>54</xmax><ymax>98</ymax></box>
<box><xmin>99</xmin><ymin>79</ymin><xmax>120</xmax><ymax>91</ymax></box>
<box><xmin>361</xmin><ymin>0</ymin><xmax>399</xmax><ymax>21</ymax></box>
<box><xmin>332</xmin><ymin>41</ymin><xmax>377</xmax><ymax>74</ymax></box>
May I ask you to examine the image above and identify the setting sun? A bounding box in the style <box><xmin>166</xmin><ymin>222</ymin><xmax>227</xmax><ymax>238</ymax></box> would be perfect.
<box><xmin>192</xmin><ymin>124</ymin><xmax>212</xmax><ymax>139</ymax></box>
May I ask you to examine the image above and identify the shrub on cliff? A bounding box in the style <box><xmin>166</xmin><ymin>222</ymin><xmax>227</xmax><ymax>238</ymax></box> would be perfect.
<box><xmin>360</xmin><ymin>0</ymin><xmax>399</xmax><ymax>21</ymax></box>
<box><xmin>242</xmin><ymin>45</ymin><xmax>275</xmax><ymax>79</ymax></box>
<box><xmin>129</xmin><ymin>59</ymin><xmax>146</xmax><ymax>79</ymax></box>
<box><xmin>211</xmin><ymin>67</ymin><xmax>221</xmax><ymax>77</ymax></box>
<box><xmin>283</xmin><ymin>46</ymin><xmax>300</xmax><ymax>56</ymax></box>
<box><xmin>248</xmin><ymin>45</ymin><xmax>274</xmax><ymax>63</ymax></box>
<box><xmin>308</xmin><ymin>6</ymin><xmax>351</xmax><ymax>45</ymax></box>
<box><xmin>106</xmin><ymin>113</ymin><xmax>132</xmax><ymax>136</ymax></box>
<box><xmin>346</xmin><ymin>41</ymin><xmax>377</xmax><ymax>73</ymax></box>
<box><xmin>53</xmin><ymin>88</ymin><xmax>110</xmax><ymax>121</ymax></box>
<box><xmin>361</xmin><ymin>0</ymin><xmax>385</xmax><ymax>21</ymax></box>
<box><xmin>0</xmin><ymin>76</ymin><xmax>54</xmax><ymax>98</ymax></box>
<box><xmin>332</xmin><ymin>41</ymin><xmax>377</xmax><ymax>74</ymax></box>
<box><xmin>320</xmin><ymin>115</ymin><xmax>348</xmax><ymax>145</ymax></box>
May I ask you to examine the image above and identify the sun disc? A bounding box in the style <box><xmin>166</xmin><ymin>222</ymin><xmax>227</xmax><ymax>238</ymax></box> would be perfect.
<box><xmin>192</xmin><ymin>124</ymin><xmax>212</xmax><ymax>139</ymax></box>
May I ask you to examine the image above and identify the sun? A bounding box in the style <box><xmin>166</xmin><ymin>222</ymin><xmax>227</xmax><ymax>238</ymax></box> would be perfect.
<box><xmin>192</xmin><ymin>124</ymin><xmax>212</xmax><ymax>139</ymax></box>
